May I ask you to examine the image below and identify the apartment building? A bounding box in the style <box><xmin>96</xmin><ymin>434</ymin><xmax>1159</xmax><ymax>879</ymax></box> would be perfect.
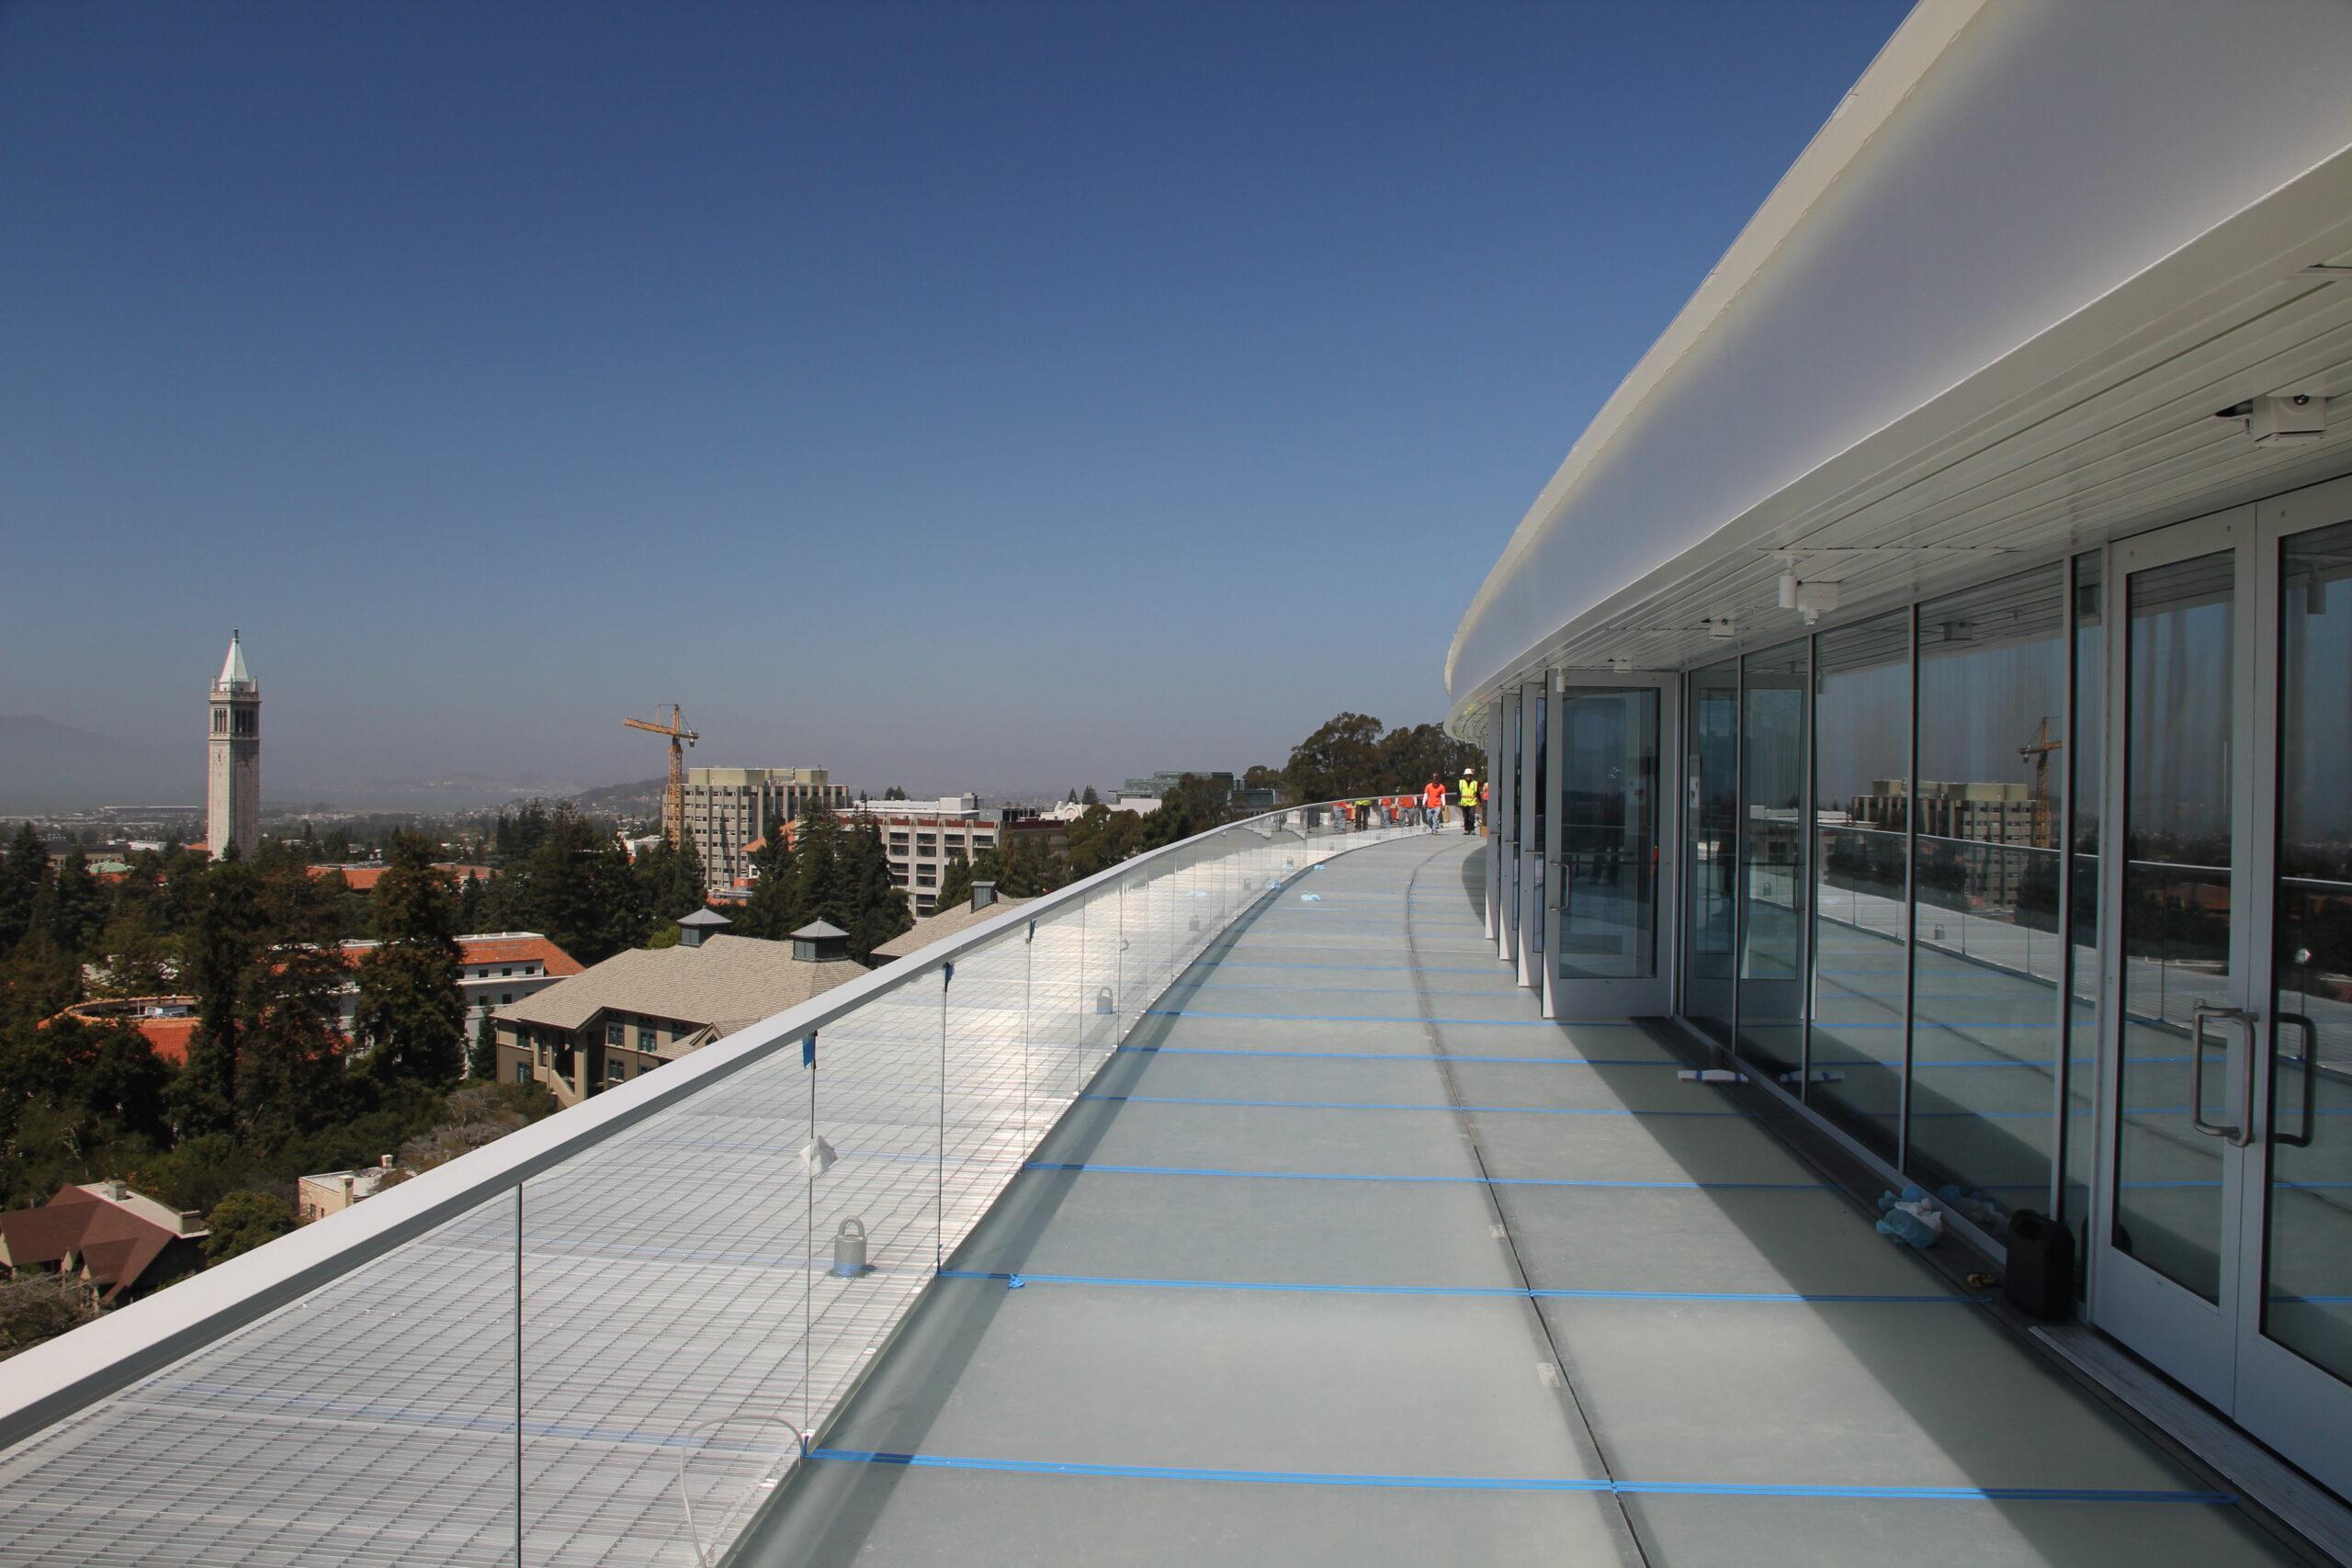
<box><xmin>834</xmin><ymin>795</ymin><xmax>1035</xmax><ymax>916</ymax></box>
<box><xmin>683</xmin><ymin>767</ymin><xmax>851</xmax><ymax>896</ymax></box>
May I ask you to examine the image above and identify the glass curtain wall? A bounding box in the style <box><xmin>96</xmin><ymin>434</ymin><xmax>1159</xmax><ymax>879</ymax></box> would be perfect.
<box><xmin>1738</xmin><ymin>641</ymin><xmax>1809</xmax><ymax>1072</ymax></box>
<box><xmin>1808</xmin><ymin>611</ymin><xmax>1913</xmax><ymax>1160</ymax></box>
<box><xmin>1906</xmin><ymin>569</ymin><xmax>2065</xmax><ymax>1214</ymax></box>
<box><xmin>1558</xmin><ymin>690</ymin><xmax>1660</xmax><ymax>979</ymax></box>
<box><xmin>1686</xmin><ymin>660</ymin><xmax>1741</xmax><ymax>1042</ymax></box>
<box><xmin>1675</xmin><ymin>558</ymin><xmax>2107</xmax><ymax>1278</ymax></box>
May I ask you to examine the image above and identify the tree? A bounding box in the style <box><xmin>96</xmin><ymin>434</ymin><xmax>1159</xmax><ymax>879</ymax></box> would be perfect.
<box><xmin>202</xmin><ymin>1190</ymin><xmax>296</xmax><ymax>1264</ymax></box>
<box><xmin>882</xmin><ymin>785</ymin><xmax>910</xmax><ymax>801</ymax></box>
<box><xmin>467</xmin><ymin>1010</ymin><xmax>500</xmax><ymax>1081</ymax></box>
<box><xmin>0</xmin><ymin>1272</ymin><xmax>96</xmax><ymax>1359</ymax></box>
<box><xmin>633</xmin><ymin>836</ymin><xmax>707</xmax><ymax>926</ymax></box>
<box><xmin>172</xmin><ymin>855</ymin><xmax>268</xmax><ymax>1139</ymax></box>
<box><xmin>1241</xmin><ymin>763</ymin><xmax>1285</xmax><ymax>797</ymax></box>
<box><xmin>838</xmin><ymin>826</ymin><xmax>912</xmax><ymax>963</ymax></box>
<box><xmin>731</xmin><ymin>831</ymin><xmax>801</xmax><ymax>941</ymax></box>
<box><xmin>0</xmin><ymin>823</ymin><xmax>47</xmax><ymax>954</ymax></box>
<box><xmin>933</xmin><ymin>852</ymin><xmax>975</xmax><ymax>912</ymax></box>
<box><xmin>1080</xmin><ymin>785</ymin><xmax>1100</xmax><ymax>807</ymax></box>
<box><xmin>352</xmin><ymin>831</ymin><xmax>466</xmax><ymax>1088</ymax></box>
<box><xmin>48</xmin><ymin>844</ymin><xmax>107</xmax><ymax>957</ymax></box>
<box><xmin>1283</xmin><ymin>712</ymin><xmax>1385</xmax><ymax>803</ymax></box>
<box><xmin>502</xmin><ymin>807</ymin><xmax>647</xmax><ymax>964</ymax></box>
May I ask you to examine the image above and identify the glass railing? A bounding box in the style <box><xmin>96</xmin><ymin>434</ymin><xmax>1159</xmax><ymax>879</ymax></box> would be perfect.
<box><xmin>0</xmin><ymin>801</ymin><xmax>1429</xmax><ymax>1568</ymax></box>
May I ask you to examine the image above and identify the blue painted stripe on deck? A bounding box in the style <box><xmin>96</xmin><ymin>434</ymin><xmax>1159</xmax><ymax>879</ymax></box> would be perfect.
<box><xmin>1022</xmin><ymin>1161</ymin><xmax>1829</xmax><ymax>1190</ymax></box>
<box><xmin>1206</xmin><ymin>960</ymin><xmax>1503</xmax><ymax>975</ymax></box>
<box><xmin>1114</xmin><ymin>1044</ymin><xmax>1678</xmax><ymax>1066</ymax></box>
<box><xmin>805</xmin><ymin>1450</ymin><xmax>2234</xmax><ymax>1504</ymax></box>
<box><xmin>938</xmin><ymin>1269</ymin><xmax>1973</xmax><ymax>1304</ymax></box>
<box><xmin>1146</xmin><ymin>1008</ymin><xmax>1639</xmax><ymax>1026</ymax></box>
<box><xmin>1078</xmin><ymin>1093</ymin><xmax>1755</xmax><ymax>1118</ymax></box>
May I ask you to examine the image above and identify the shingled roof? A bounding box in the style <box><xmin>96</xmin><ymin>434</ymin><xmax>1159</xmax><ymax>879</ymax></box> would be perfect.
<box><xmin>492</xmin><ymin>933</ymin><xmax>863</xmax><ymax>1037</ymax></box>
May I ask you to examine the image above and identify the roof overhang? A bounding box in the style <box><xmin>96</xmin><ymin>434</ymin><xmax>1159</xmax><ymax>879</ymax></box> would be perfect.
<box><xmin>1448</xmin><ymin>0</ymin><xmax>2352</xmax><ymax>734</ymax></box>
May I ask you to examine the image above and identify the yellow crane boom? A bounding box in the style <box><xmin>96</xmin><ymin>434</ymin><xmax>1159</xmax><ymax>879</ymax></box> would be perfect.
<box><xmin>623</xmin><ymin>705</ymin><xmax>699</xmax><ymax>849</ymax></box>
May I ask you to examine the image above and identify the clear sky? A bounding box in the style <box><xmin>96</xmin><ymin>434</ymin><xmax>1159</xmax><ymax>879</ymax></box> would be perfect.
<box><xmin>0</xmin><ymin>0</ymin><xmax>1911</xmax><ymax>806</ymax></box>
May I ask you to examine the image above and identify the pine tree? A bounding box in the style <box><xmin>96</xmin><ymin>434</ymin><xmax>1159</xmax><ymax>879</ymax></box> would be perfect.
<box><xmin>468</xmin><ymin>1010</ymin><xmax>500</xmax><ymax>1081</ymax></box>
<box><xmin>0</xmin><ymin>823</ymin><xmax>47</xmax><ymax>954</ymax></box>
<box><xmin>732</xmin><ymin>831</ymin><xmax>801</xmax><ymax>941</ymax></box>
<box><xmin>789</xmin><ymin>802</ymin><xmax>849</xmax><ymax>928</ymax></box>
<box><xmin>841</xmin><ymin>826</ymin><xmax>911</xmax><ymax>962</ymax></box>
<box><xmin>171</xmin><ymin>856</ymin><xmax>268</xmax><ymax>1140</ymax></box>
<box><xmin>353</xmin><ymin>831</ymin><xmax>466</xmax><ymax>1088</ymax></box>
<box><xmin>933</xmin><ymin>852</ymin><xmax>974</xmax><ymax>913</ymax></box>
<box><xmin>49</xmin><ymin>844</ymin><xmax>107</xmax><ymax>956</ymax></box>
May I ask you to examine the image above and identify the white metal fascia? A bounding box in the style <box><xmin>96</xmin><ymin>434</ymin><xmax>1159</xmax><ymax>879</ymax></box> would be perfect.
<box><xmin>1442</xmin><ymin>0</ymin><xmax>1983</xmax><ymax>700</ymax></box>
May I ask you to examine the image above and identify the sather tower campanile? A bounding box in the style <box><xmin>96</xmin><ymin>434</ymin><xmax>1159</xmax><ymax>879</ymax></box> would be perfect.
<box><xmin>206</xmin><ymin>631</ymin><xmax>259</xmax><ymax>859</ymax></box>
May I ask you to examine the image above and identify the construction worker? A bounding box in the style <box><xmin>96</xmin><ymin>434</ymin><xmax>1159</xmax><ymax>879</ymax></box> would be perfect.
<box><xmin>1422</xmin><ymin>776</ymin><xmax>1445</xmax><ymax>829</ymax></box>
<box><xmin>1457</xmin><ymin>770</ymin><xmax>1479</xmax><ymax>834</ymax></box>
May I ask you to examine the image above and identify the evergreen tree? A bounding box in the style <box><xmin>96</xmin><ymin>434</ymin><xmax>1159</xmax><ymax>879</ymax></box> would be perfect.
<box><xmin>788</xmin><ymin>802</ymin><xmax>849</xmax><ymax>928</ymax></box>
<box><xmin>839</xmin><ymin>826</ymin><xmax>912</xmax><ymax>962</ymax></box>
<box><xmin>634</xmin><ymin>837</ymin><xmax>707</xmax><ymax>926</ymax></box>
<box><xmin>172</xmin><ymin>855</ymin><xmax>267</xmax><ymax>1139</ymax></box>
<box><xmin>933</xmin><ymin>852</ymin><xmax>974</xmax><ymax>912</ymax></box>
<box><xmin>468</xmin><ymin>1010</ymin><xmax>500</xmax><ymax>1080</ymax></box>
<box><xmin>732</xmin><ymin>832</ymin><xmax>800</xmax><ymax>941</ymax></box>
<box><xmin>1080</xmin><ymin>785</ymin><xmax>1100</xmax><ymax>806</ymax></box>
<box><xmin>49</xmin><ymin>844</ymin><xmax>107</xmax><ymax>956</ymax></box>
<box><xmin>457</xmin><ymin>872</ymin><xmax>488</xmax><ymax>933</ymax></box>
<box><xmin>203</xmin><ymin>1190</ymin><xmax>296</xmax><ymax>1263</ymax></box>
<box><xmin>505</xmin><ymin>807</ymin><xmax>647</xmax><ymax>963</ymax></box>
<box><xmin>0</xmin><ymin>822</ymin><xmax>47</xmax><ymax>954</ymax></box>
<box><xmin>353</xmin><ymin>831</ymin><xmax>466</xmax><ymax>1088</ymax></box>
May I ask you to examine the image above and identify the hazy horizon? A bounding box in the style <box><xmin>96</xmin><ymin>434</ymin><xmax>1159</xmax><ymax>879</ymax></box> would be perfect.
<box><xmin>0</xmin><ymin>2</ymin><xmax>1910</xmax><ymax>809</ymax></box>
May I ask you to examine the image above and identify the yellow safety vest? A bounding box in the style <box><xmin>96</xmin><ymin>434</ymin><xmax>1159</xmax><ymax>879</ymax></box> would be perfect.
<box><xmin>1457</xmin><ymin>778</ymin><xmax>1478</xmax><ymax>807</ymax></box>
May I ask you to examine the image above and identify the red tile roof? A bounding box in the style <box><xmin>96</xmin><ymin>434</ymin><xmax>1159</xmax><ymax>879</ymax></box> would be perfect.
<box><xmin>44</xmin><ymin>999</ymin><xmax>201</xmax><ymax>1066</ymax></box>
<box><xmin>457</xmin><ymin>935</ymin><xmax>583</xmax><ymax>976</ymax></box>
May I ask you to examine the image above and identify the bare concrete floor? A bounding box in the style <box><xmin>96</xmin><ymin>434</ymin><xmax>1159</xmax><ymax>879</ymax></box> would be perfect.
<box><xmin>731</xmin><ymin>836</ymin><xmax>2310</xmax><ymax>1567</ymax></box>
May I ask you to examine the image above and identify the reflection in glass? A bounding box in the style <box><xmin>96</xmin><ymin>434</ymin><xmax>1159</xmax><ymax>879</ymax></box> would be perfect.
<box><xmin>1739</xmin><ymin>641</ymin><xmax>1808</xmax><ymax>1074</ymax></box>
<box><xmin>2266</xmin><ymin>519</ymin><xmax>2352</xmax><ymax>1386</ymax></box>
<box><xmin>2114</xmin><ymin>548</ymin><xmax>2234</xmax><ymax>1303</ymax></box>
<box><xmin>1904</xmin><ymin>569</ymin><xmax>2064</xmax><ymax>1218</ymax></box>
<box><xmin>2065</xmin><ymin>553</ymin><xmax>2102</xmax><ymax>1280</ymax></box>
<box><xmin>1808</xmin><ymin>612</ymin><xmax>1911</xmax><ymax>1159</ymax></box>
<box><xmin>1556</xmin><ymin>688</ymin><xmax>1659</xmax><ymax>981</ymax></box>
<box><xmin>1686</xmin><ymin>660</ymin><xmax>1740</xmax><ymax>1043</ymax></box>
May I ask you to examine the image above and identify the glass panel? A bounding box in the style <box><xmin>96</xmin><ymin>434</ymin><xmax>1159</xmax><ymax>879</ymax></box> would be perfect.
<box><xmin>1807</xmin><ymin>611</ymin><xmax>1911</xmax><ymax>1158</ymax></box>
<box><xmin>1905</xmin><ymin>568</ymin><xmax>2065</xmax><ymax>1221</ymax></box>
<box><xmin>2114</xmin><ymin>548</ymin><xmax>2235</xmax><ymax>1303</ymax></box>
<box><xmin>1685</xmin><ymin>660</ymin><xmax>1740</xmax><ymax>1042</ymax></box>
<box><xmin>1555</xmin><ymin>688</ymin><xmax>1660</xmax><ymax>981</ymax></box>
<box><xmin>2265</xmin><ymin>518</ymin><xmax>2352</xmax><ymax>1384</ymax></box>
<box><xmin>1739</xmin><ymin>640</ymin><xmax>1808</xmax><ymax>1074</ymax></box>
<box><xmin>2065</xmin><ymin>553</ymin><xmax>2103</xmax><ymax>1281</ymax></box>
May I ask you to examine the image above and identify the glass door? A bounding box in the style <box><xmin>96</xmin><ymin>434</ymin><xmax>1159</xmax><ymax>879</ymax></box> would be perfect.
<box><xmin>2094</xmin><ymin>507</ymin><xmax>2254</xmax><ymax>1408</ymax></box>
<box><xmin>1544</xmin><ymin>673</ymin><xmax>1675</xmax><ymax>1018</ymax></box>
<box><xmin>2093</xmin><ymin>493</ymin><xmax>2352</xmax><ymax>1497</ymax></box>
<box><xmin>2234</xmin><ymin>488</ymin><xmax>2352</xmax><ymax>1498</ymax></box>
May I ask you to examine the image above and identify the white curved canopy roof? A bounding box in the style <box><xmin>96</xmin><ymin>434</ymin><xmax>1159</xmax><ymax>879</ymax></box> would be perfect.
<box><xmin>1449</xmin><ymin>0</ymin><xmax>2352</xmax><ymax>732</ymax></box>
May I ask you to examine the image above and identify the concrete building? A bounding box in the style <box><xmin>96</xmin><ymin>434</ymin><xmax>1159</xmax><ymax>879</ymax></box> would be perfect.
<box><xmin>836</xmin><ymin>795</ymin><xmax>1018</xmax><ymax>916</ymax></box>
<box><xmin>490</xmin><ymin>913</ymin><xmax>861</xmax><ymax>1107</ymax></box>
<box><xmin>295</xmin><ymin>1158</ymin><xmax>395</xmax><ymax>1224</ymax></box>
<box><xmin>683</xmin><ymin>767</ymin><xmax>850</xmax><ymax>896</ymax></box>
<box><xmin>1118</xmin><ymin>770</ymin><xmax>1234</xmax><ymax>800</ymax></box>
<box><xmin>203</xmin><ymin>632</ymin><xmax>257</xmax><ymax>862</ymax></box>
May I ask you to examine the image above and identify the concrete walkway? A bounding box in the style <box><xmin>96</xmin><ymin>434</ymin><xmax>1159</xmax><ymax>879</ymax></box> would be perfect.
<box><xmin>737</xmin><ymin>835</ymin><xmax>2306</xmax><ymax>1567</ymax></box>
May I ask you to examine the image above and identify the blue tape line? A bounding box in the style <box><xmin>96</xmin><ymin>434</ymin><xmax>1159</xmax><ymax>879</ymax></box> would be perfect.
<box><xmin>938</xmin><ymin>1269</ymin><xmax>1974</xmax><ymax>1304</ymax></box>
<box><xmin>1022</xmin><ymin>1161</ymin><xmax>1830</xmax><ymax>1190</ymax></box>
<box><xmin>805</xmin><ymin>1450</ymin><xmax>2234</xmax><ymax>1504</ymax></box>
<box><xmin>1078</xmin><ymin>1093</ymin><xmax>1756</xmax><ymax>1118</ymax></box>
<box><xmin>1145</xmin><ymin>1009</ymin><xmax>1630</xmax><ymax>1026</ymax></box>
<box><xmin>1207</xmin><ymin>960</ymin><xmax>1502</xmax><ymax>975</ymax></box>
<box><xmin>1114</xmin><ymin>1044</ymin><xmax>1679</xmax><ymax>1066</ymax></box>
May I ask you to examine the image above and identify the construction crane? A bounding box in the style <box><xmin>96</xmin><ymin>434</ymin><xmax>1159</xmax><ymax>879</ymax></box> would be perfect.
<box><xmin>623</xmin><ymin>705</ymin><xmax>699</xmax><ymax>849</ymax></box>
<box><xmin>2018</xmin><ymin>716</ymin><xmax>2063</xmax><ymax>847</ymax></box>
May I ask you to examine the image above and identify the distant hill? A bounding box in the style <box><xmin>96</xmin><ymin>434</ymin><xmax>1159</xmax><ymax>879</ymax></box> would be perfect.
<box><xmin>570</xmin><ymin>777</ymin><xmax>665</xmax><ymax>817</ymax></box>
<box><xmin>0</xmin><ymin>715</ymin><xmax>188</xmax><ymax>813</ymax></box>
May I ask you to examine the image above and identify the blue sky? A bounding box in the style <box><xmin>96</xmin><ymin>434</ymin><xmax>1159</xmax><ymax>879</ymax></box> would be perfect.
<box><xmin>0</xmin><ymin>0</ymin><xmax>1909</xmax><ymax>804</ymax></box>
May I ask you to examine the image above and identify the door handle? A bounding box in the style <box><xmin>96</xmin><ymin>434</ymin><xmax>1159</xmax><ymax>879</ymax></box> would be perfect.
<box><xmin>2189</xmin><ymin>1003</ymin><xmax>2255</xmax><ymax>1146</ymax></box>
<box><xmin>2273</xmin><ymin>1011</ymin><xmax>2317</xmax><ymax>1149</ymax></box>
